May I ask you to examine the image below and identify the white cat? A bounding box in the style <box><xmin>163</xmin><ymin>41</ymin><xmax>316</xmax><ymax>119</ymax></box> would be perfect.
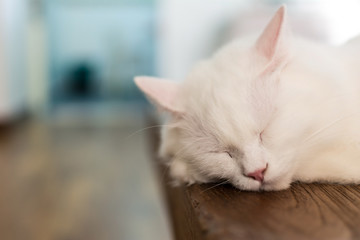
<box><xmin>134</xmin><ymin>5</ymin><xmax>360</xmax><ymax>191</ymax></box>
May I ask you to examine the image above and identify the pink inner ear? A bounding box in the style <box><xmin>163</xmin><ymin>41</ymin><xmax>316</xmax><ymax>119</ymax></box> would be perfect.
<box><xmin>134</xmin><ymin>76</ymin><xmax>180</xmax><ymax>113</ymax></box>
<box><xmin>256</xmin><ymin>5</ymin><xmax>287</xmax><ymax>61</ymax></box>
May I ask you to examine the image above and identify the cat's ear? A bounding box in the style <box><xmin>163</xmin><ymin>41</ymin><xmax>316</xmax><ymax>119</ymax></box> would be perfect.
<box><xmin>255</xmin><ymin>5</ymin><xmax>290</xmax><ymax>74</ymax></box>
<box><xmin>134</xmin><ymin>76</ymin><xmax>181</xmax><ymax>114</ymax></box>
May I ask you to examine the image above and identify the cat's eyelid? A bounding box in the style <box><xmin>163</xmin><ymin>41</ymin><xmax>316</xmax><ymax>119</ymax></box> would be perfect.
<box><xmin>259</xmin><ymin>131</ymin><xmax>264</xmax><ymax>142</ymax></box>
<box><xmin>225</xmin><ymin>151</ymin><xmax>233</xmax><ymax>158</ymax></box>
<box><xmin>209</xmin><ymin>150</ymin><xmax>233</xmax><ymax>158</ymax></box>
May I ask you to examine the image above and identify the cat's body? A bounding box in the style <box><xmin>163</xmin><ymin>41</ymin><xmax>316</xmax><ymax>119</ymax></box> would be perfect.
<box><xmin>135</xmin><ymin>6</ymin><xmax>360</xmax><ymax>191</ymax></box>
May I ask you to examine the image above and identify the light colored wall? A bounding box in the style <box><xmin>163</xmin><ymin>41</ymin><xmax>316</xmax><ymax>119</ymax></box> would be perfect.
<box><xmin>156</xmin><ymin>0</ymin><xmax>360</xmax><ymax>81</ymax></box>
<box><xmin>157</xmin><ymin>0</ymin><xmax>249</xmax><ymax>80</ymax></box>
<box><xmin>26</xmin><ymin>2</ymin><xmax>49</xmax><ymax>115</ymax></box>
<box><xmin>0</xmin><ymin>0</ymin><xmax>27</xmax><ymax>120</ymax></box>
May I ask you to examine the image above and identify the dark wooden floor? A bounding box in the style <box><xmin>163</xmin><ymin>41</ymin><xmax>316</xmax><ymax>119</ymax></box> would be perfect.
<box><xmin>0</xmin><ymin>119</ymin><xmax>171</xmax><ymax>240</ymax></box>
<box><xmin>150</xmin><ymin>124</ymin><xmax>360</xmax><ymax>240</ymax></box>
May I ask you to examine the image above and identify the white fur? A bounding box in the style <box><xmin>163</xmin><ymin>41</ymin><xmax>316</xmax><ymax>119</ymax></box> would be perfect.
<box><xmin>135</xmin><ymin>6</ymin><xmax>360</xmax><ymax>191</ymax></box>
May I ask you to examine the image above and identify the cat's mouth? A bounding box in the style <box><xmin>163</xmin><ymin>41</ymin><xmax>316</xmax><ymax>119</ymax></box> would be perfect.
<box><xmin>230</xmin><ymin>175</ymin><xmax>276</xmax><ymax>191</ymax></box>
<box><xmin>234</xmin><ymin>173</ymin><xmax>291</xmax><ymax>191</ymax></box>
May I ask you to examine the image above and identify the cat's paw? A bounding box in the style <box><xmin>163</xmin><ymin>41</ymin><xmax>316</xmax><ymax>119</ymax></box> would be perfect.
<box><xmin>169</xmin><ymin>158</ymin><xmax>196</xmax><ymax>185</ymax></box>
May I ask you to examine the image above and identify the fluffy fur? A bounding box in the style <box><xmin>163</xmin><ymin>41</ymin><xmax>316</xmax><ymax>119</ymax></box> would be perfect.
<box><xmin>135</xmin><ymin>5</ymin><xmax>360</xmax><ymax>191</ymax></box>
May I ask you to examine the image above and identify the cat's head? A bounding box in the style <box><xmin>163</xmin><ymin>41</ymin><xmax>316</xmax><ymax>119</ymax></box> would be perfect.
<box><xmin>135</xmin><ymin>6</ymin><xmax>296</xmax><ymax>191</ymax></box>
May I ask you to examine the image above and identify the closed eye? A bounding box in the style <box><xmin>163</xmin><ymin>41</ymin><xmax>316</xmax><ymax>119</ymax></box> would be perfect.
<box><xmin>259</xmin><ymin>131</ymin><xmax>264</xmax><ymax>142</ymax></box>
<box><xmin>225</xmin><ymin>151</ymin><xmax>233</xmax><ymax>158</ymax></box>
<box><xmin>209</xmin><ymin>150</ymin><xmax>233</xmax><ymax>158</ymax></box>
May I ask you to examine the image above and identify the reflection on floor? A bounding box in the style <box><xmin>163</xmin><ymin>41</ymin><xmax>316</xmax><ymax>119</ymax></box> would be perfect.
<box><xmin>0</xmin><ymin>111</ymin><xmax>172</xmax><ymax>240</ymax></box>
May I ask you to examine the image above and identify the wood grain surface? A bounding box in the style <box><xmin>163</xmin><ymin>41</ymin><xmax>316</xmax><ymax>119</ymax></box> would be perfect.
<box><xmin>0</xmin><ymin>119</ymin><xmax>171</xmax><ymax>240</ymax></box>
<box><xmin>149</xmin><ymin>121</ymin><xmax>360</xmax><ymax>240</ymax></box>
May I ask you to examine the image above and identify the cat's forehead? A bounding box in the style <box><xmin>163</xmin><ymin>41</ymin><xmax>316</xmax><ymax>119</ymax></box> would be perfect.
<box><xmin>180</xmin><ymin>91</ymin><xmax>258</xmax><ymax>146</ymax></box>
<box><xmin>182</xmin><ymin>47</ymin><xmax>264</xmax><ymax>96</ymax></box>
<box><xmin>181</xmin><ymin>58</ymin><xmax>254</xmax><ymax>115</ymax></box>
<box><xmin>178</xmin><ymin>53</ymin><xmax>270</xmax><ymax>144</ymax></box>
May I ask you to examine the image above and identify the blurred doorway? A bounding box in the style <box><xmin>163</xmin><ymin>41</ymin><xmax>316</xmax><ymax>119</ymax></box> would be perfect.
<box><xmin>46</xmin><ymin>0</ymin><xmax>157</xmax><ymax>107</ymax></box>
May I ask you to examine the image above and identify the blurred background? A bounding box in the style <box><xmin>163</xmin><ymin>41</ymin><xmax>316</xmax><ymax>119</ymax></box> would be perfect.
<box><xmin>1</xmin><ymin>0</ymin><xmax>360</xmax><ymax>239</ymax></box>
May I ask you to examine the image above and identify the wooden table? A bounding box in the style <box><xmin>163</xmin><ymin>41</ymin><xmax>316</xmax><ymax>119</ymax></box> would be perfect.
<box><xmin>148</xmin><ymin>122</ymin><xmax>360</xmax><ymax>240</ymax></box>
<box><xmin>0</xmin><ymin>119</ymin><xmax>171</xmax><ymax>240</ymax></box>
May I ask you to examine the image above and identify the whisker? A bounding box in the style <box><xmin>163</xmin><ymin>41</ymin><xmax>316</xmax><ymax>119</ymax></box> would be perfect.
<box><xmin>282</xmin><ymin>111</ymin><xmax>360</xmax><ymax>158</ymax></box>
<box><xmin>173</xmin><ymin>143</ymin><xmax>194</xmax><ymax>157</ymax></box>
<box><xmin>200</xmin><ymin>179</ymin><xmax>230</xmax><ymax>194</ymax></box>
<box><xmin>271</xmin><ymin>93</ymin><xmax>355</xmax><ymax>143</ymax></box>
<box><xmin>303</xmin><ymin>111</ymin><xmax>360</xmax><ymax>144</ymax></box>
<box><xmin>173</xmin><ymin>138</ymin><xmax>209</xmax><ymax>157</ymax></box>
<box><xmin>125</xmin><ymin>123</ymin><xmax>177</xmax><ymax>139</ymax></box>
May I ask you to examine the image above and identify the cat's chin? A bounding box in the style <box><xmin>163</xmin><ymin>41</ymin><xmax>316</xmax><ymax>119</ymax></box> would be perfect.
<box><xmin>260</xmin><ymin>179</ymin><xmax>291</xmax><ymax>191</ymax></box>
<box><xmin>231</xmin><ymin>179</ymin><xmax>262</xmax><ymax>191</ymax></box>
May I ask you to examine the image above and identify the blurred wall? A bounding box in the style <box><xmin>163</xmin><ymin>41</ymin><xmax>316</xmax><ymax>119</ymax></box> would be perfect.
<box><xmin>0</xmin><ymin>0</ymin><xmax>27</xmax><ymax>120</ymax></box>
<box><xmin>157</xmin><ymin>0</ymin><xmax>360</xmax><ymax>81</ymax></box>
<box><xmin>157</xmin><ymin>0</ymin><xmax>249</xmax><ymax>80</ymax></box>
<box><xmin>27</xmin><ymin>0</ymin><xmax>49</xmax><ymax>115</ymax></box>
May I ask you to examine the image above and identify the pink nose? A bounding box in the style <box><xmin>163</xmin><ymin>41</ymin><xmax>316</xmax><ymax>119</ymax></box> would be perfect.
<box><xmin>246</xmin><ymin>166</ymin><xmax>267</xmax><ymax>182</ymax></box>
